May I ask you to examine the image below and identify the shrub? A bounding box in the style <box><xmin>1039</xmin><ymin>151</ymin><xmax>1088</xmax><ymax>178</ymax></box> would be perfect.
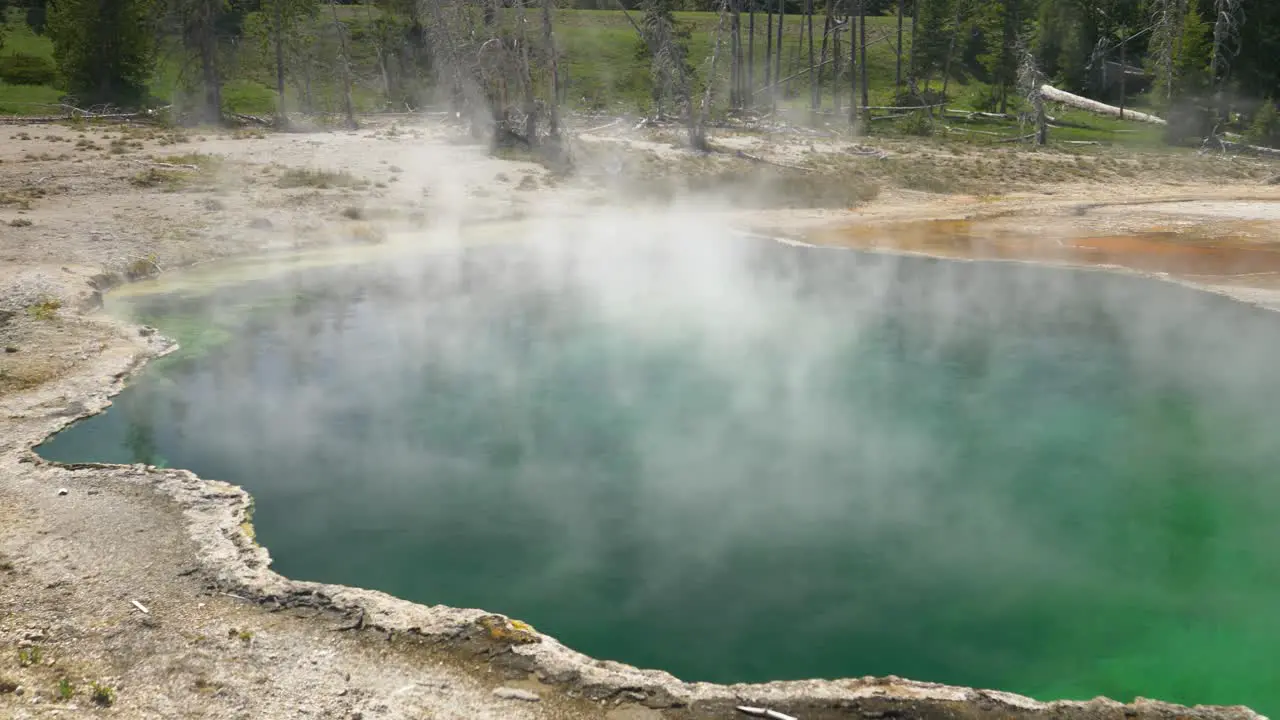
<box><xmin>1247</xmin><ymin>101</ymin><xmax>1280</xmax><ymax>148</ymax></box>
<box><xmin>90</xmin><ymin>681</ymin><xmax>115</xmax><ymax>706</ymax></box>
<box><xmin>895</xmin><ymin>110</ymin><xmax>936</xmax><ymax>137</ymax></box>
<box><xmin>221</xmin><ymin>79</ymin><xmax>276</xmax><ymax>116</ymax></box>
<box><xmin>0</xmin><ymin>53</ymin><xmax>56</xmax><ymax>86</ymax></box>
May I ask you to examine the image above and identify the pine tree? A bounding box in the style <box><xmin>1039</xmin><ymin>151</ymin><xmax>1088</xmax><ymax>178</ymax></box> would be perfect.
<box><xmin>912</xmin><ymin>0</ymin><xmax>952</xmax><ymax>91</ymax></box>
<box><xmin>1173</xmin><ymin>0</ymin><xmax>1212</xmax><ymax>97</ymax></box>
<box><xmin>977</xmin><ymin>0</ymin><xmax>1029</xmax><ymax>112</ymax></box>
<box><xmin>48</xmin><ymin>0</ymin><xmax>159</xmax><ymax>106</ymax></box>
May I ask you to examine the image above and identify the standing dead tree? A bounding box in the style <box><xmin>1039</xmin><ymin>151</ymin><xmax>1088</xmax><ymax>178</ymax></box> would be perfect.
<box><xmin>179</xmin><ymin>0</ymin><xmax>222</xmax><ymax>123</ymax></box>
<box><xmin>1017</xmin><ymin>37</ymin><xmax>1047</xmax><ymax>146</ymax></box>
<box><xmin>895</xmin><ymin>0</ymin><xmax>903</xmax><ymax>93</ymax></box>
<box><xmin>1209</xmin><ymin>0</ymin><xmax>1243</xmax><ymax>121</ymax></box>
<box><xmin>764</xmin><ymin>3</ymin><xmax>774</xmax><ymax>99</ymax></box>
<box><xmin>1149</xmin><ymin>0</ymin><xmax>1186</xmax><ymax>104</ymax></box>
<box><xmin>693</xmin><ymin>0</ymin><xmax>731</xmax><ymax>150</ymax></box>
<box><xmin>806</xmin><ymin>0</ymin><xmax>817</xmax><ymax>113</ymax></box>
<box><xmin>327</xmin><ymin>0</ymin><xmax>358</xmax><ymax>129</ymax></box>
<box><xmin>540</xmin><ymin>0</ymin><xmax>561</xmax><ymax>138</ymax></box>
<box><xmin>514</xmin><ymin>0</ymin><xmax>538</xmax><ymax>140</ymax></box>
<box><xmin>857</xmin><ymin>0</ymin><xmax>866</xmax><ymax>116</ymax></box>
<box><xmin>773</xmin><ymin>0</ymin><xmax>784</xmax><ymax>109</ymax></box>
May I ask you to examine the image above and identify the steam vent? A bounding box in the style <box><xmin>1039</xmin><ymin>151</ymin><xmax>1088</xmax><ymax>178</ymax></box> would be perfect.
<box><xmin>38</xmin><ymin>219</ymin><xmax>1280</xmax><ymax>719</ymax></box>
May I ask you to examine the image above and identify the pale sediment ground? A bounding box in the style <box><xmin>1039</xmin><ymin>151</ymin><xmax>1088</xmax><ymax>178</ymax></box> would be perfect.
<box><xmin>1</xmin><ymin>117</ymin><xmax>1278</xmax><ymax>719</ymax></box>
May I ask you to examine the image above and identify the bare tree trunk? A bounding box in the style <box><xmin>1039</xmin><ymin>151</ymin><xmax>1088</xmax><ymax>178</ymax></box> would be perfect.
<box><xmin>849</xmin><ymin>10</ymin><xmax>857</xmax><ymax>125</ymax></box>
<box><xmin>425</xmin><ymin>0</ymin><xmax>465</xmax><ymax>116</ymax></box>
<box><xmin>774</xmin><ymin>0</ymin><xmax>784</xmax><ymax>108</ymax></box>
<box><xmin>273</xmin><ymin>0</ymin><xmax>287</xmax><ymax>120</ymax></box>
<box><xmin>1209</xmin><ymin>0</ymin><xmax>1243</xmax><ymax>124</ymax></box>
<box><xmin>1038</xmin><ymin>84</ymin><xmax>1166</xmax><ymax>124</ymax></box>
<box><xmin>731</xmin><ymin>0</ymin><xmax>742</xmax><ymax>108</ymax></box>
<box><xmin>908</xmin><ymin>0</ymin><xmax>919</xmax><ymax>82</ymax></box>
<box><xmin>806</xmin><ymin>0</ymin><xmax>816</xmax><ymax>112</ymax></box>
<box><xmin>895</xmin><ymin>0</ymin><xmax>903</xmax><ymax>94</ymax></box>
<box><xmin>693</xmin><ymin>0</ymin><xmax>731</xmax><ymax>150</ymax></box>
<box><xmin>748</xmin><ymin>2</ymin><xmax>755</xmax><ymax>107</ymax></box>
<box><xmin>765</xmin><ymin>8</ymin><xmax>773</xmax><ymax>100</ymax></box>
<box><xmin>1119</xmin><ymin>39</ymin><xmax>1126</xmax><ymax>120</ymax></box>
<box><xmin>833</xmin><ymin>10</ymin><xmax>841</xmax><ymax>115</ymax></box>
<box><xmin>365</xmin><ymin>0</ymin><xmax>391</xmax><ymax>107</ymax></box>
<box><xmin>818</xmin><ymin>9</ymin><xmax>831</xmax><ymax>110</ymax></box>
<box><xmin>940</xmin><ymin>0</ymin><xmax>963</xmax><ymax>115</ymax></box>
<box><xmin>515</xmin><ymin>0</ymin><xmax>537</xmax><ymax>140</ymax></box>
<box><xmin>328</xmin><ymin>0</ymin><xmax>357</xmax><ymax>129</ymax></box>
<box><xmin>858</xmin><ymin>0</ymin><xmax>867</xmax><ymax>113</ymax></box>
<box><xmin>541</xmin><ymin>0</ymin><xmax>561</xmax><ymax>138</ymax></box>
<box><xmin>189</xmin><ymin>0</ymin><xmax>221</xmax><ymax>124</ymax></box>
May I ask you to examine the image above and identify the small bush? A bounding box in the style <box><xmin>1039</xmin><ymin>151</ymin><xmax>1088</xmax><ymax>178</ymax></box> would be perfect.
<box><xmin>56</xmin><ymin>677</ymin><xmax>74</xmax><ymax>701</ymax></box>
<box><xmin>0</xmin><ymin>54</ymin><xmax>55</xmax><ymax>86</ymax></box>
<box><xmin>1247</xmin><ymin>101</ymin><xmax>1280</xmax><ymax>148</ymax></box>
<box><xmin>90</xmin><ymin>681</ymin><xmax>115</xmax><ymax>707</ymax></box>
<box><xmin>221</xmin><ymin>79</ymin><xmax>277</xmax><ymax>116</ymax></box>
<box><xmin>277</xmin><ymin>168</ymin><xmax>363</xmax><ymax>189</ymax></box>
<box><xmin>125</xmin><ymin>254</ymin><xmax>159</xmax><ymax>280</ymax></box>
<box><xmin>26</xmin><ymin>297</ymin><xmax>60</xmax><ymax>320</ymax></box>
<box><xmin>17</xmin><ymin>646</ymin><xmax>41</xmax><ymax>666</ymax></box>
<box><xmin>130</xmin><ymin>168</ymin><xmax>188</xmax><ymax>191</ymax></box>
<box><xmin>895</xmin><ymin>111</ymin><xmax>936</xmax><ymax>137</ymax></box>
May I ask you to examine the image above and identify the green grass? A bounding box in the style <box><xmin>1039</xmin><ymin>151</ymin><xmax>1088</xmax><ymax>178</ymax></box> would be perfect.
<box><xmin>1</xmin><ymin>18</ymin><xmax>54</xmax><ymax>59</ymax></box>
<box><xmin>0</xmin><ymin>6</ymin><xmax>1178</xmax><ymax>152</ymax></box>
<box><xmin>554</xmin><ymin>10</ymin><xmax>909</xmax><ymax>112</ymax></box>
<box><xmin>0</xmin><ymin>80</ymin><xmax>62</xmax><ymax>114</ymax></box>
<box><xmin>0</xmin><ymin>16</ymin><xmax>60</xmax><ymax>115</ymax></box>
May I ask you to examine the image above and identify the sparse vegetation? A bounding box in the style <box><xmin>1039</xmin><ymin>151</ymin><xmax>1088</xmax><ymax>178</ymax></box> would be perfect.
<box><xmin>349</xmin><ymin>223</ymin><xmax>386</xmax><ymax>243</ymax></box>
<box><xmin>9</xmin><ymin>218</ymin><xmax>32</xmax><ymax>227</ymax></box>
<box><xmin>17</xmin><ymin>646</ymin><xmax>41</xmax><ymax>667</ymax></box>
<box><xmin>277</xmin><ymin>168</ymin><xmax>364</xmax><ymax>189</ymax></box>
<box><xmin>90</xmin><ymin>681</ymin><xmax>116</xmax><ymax>706</ymax></box>
<box><xmin>125</xmin><ymin>254</ymin><xmax>161</xmax><ymax>280</ymax></box>
<box><xmin>26</xmin><ymin>297</ymin><xmax>61</xmax><ymax>321</ymax></box>
<box><xmin>56</xmin><ymin>677</ymin><xmax>74</xmax><ymax>701</ymax></box>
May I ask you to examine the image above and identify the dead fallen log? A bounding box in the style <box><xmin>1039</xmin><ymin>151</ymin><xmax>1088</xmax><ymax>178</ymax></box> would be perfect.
<box><xmin>943</xmin><ymin>109</ymin><xmax>1014</xmax><ymax>121</ymax></box>
<box><xmin>1039</xmin><ymin>85</ymin><xmax>1166</xmax><ymax>125</ymax></box>
<box><xmin>0</xmin><ymin>104</ymin><xmax>170</xmax><ymax>124</ymax></box>
<box><xmin>1219</xmin><ymin>139</ymin><xmax>1280</xmax><ymax>157</ymax></box>
<box><xmin>731</xmin><ymin>149</ymin><xmax>811</xmax><ymax>172</ymax></box>
<box><xmin>228</xmin><ymin>112</ymin><xmax>273</xmax><ymax>127</ymax></box>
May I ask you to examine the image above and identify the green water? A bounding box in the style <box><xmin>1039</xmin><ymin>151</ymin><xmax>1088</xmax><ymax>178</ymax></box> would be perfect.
<box><xmin>39</xmin><ymin>235</ymin><xmax>1280</xmax><ymax>712</ymax></box>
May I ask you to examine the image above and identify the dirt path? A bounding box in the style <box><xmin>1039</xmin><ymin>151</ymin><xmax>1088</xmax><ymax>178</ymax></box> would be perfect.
<box><xmin>1</xmin><ymin>119</ymin><xmax>1276</xmax><ymax>720</ymax></box>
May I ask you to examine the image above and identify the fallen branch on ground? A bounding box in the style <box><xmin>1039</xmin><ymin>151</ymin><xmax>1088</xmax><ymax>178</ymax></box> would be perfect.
<box><xmin>996</xmin><ymin>132</ymin><xmax>1039</xmax><ymax>143</ymax></box>
<box><xmin>1218</xmin><ymin>138</ymin><xmax>1280</xmax><ymax>157</ymax></box>
<box><xmin>128</xmin><ymin>159</ymin><xmax>200</xmax><ymax>171</ymax></box>
<box><xmin>730</xmin><ymin>149</ymin><xmax>811</xmax><ymax>171</ymax></box>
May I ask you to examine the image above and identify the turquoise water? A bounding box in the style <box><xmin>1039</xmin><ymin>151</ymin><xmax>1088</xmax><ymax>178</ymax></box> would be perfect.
<box><xmin>39</xmin><ymin>236</ymin><xmax>1280</xmax><ymax>712</ymax></box>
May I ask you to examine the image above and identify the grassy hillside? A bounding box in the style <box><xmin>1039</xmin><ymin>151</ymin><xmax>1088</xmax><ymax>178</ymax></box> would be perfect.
<box><xmin>0</xmin><ymin>19</ymin><xmax>61</xmax><ymax>115</ymax></box>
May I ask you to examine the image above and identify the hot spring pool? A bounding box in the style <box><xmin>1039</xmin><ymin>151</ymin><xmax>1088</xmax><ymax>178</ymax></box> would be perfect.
<box><xmin>38</xmin><ymin>223</ymin><xmax>1280</xmax><ymax>713</ymax></box>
